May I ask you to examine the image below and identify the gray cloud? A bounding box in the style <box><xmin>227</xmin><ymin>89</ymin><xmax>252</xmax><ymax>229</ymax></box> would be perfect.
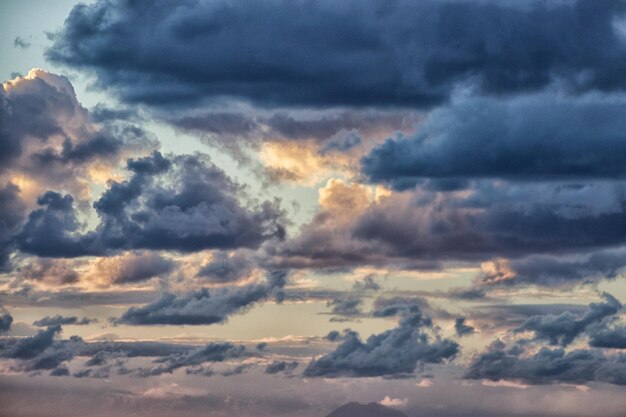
<box><xmin>137</xmin><ymin>342</ymin><xmax>247</xmax><ymax>377</ymax></box>
<box><xmin>196</xmin><ymin>251</ymin><xmax>255</xmax><ymax>283</ymax></box>
<box><xmin>454</xmin><ymin>318</ymin><xmax>475</xmax><ymax>337</ymax></box>
<box><xmin>109</xmin><ymin>253</ymin><xmax>175</xmax><ymax>284</ymax></box>
<box><xmin>363</xmin><ymin>94</ymin><xmax>626</xmax><ymax>189</ymax></box>
<box><xmin>304</xmin><ymin>306</ymin><xmax>458</xmax><ymax>378</ymax></box>
<box><xmin>48</xmin><ymin>0</ymin><xmax>626</xmax><ymax>109</ymax></box>
<box><xmin>514</xmin><ymin>293</ymin><xmax>622</xmax><ymax>346</ymax></box>
<box><xmin>33</xmin><ymin>315</ymin><xmax>97</xmax><ymax>327</ymax></box>
<box><xmin>0</xmin><ymin>312</ymin><xmax>13</xmax><ymax>334</ymax></box>
<box><xmin>17</xmin><ymin>152</ymin><xmax>286</xmax><ymax>258</ymax></box>
<box><xmin>466</xmin><ymin>340</ymin><xmax>626</xmax><ymax>386</ymax></box>
<box><xmin>265</xmin><ymin>360</ymin><xmax>299</xmax><ymax>374</ymax></box>
<box><xmin>480</xmin><ymin>247</ymin><xmax>626</xmax><ymax>287</ymax></box>
<box><xmin>115</xmin><ymin>271</ymin><xmax>287</xmax><ymax>325</ymax></box>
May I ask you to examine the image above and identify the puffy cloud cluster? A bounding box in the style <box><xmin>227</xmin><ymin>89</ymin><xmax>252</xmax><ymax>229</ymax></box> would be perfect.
<box><xmin>514</xmin><ymin>293</ymin><xmax>622</xmax><ymax>346</ymax></box>
<box><xmin>304</xmin><ymin>304</ymin><xmax>458</xmax><ymax>377</ymax></box>
<box><xmin>16</xmin><ymin>151</ymin><xmax>285</xmax><ymax>259</ymax></box>
<box><xmin>465</xmin><ymin>340</ymin><xmax>626</xmax><ymax>386</ymax></box>
<box><xmin>466</xmin><ymin>293</ymin><xmax>626</xmax><ymax>386</ymax></box>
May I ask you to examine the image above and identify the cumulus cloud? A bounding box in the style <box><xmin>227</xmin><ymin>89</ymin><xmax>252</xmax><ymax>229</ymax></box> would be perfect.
<box><xmin>48</xmin><ymin>0</ymin><xmax>626</xmax><ymax>109</ymax></box>
<box><xmin>465</xmin><ymin>340</ymin><xmax>626</xmax><ymax>386</ymax></box>
<box><xmin>115</xmin><ymin>270</ymin><xmax>287</xmax><ymax>325</ymax></box>
<box><xmin>514</xmin><ymin>293</ymin><xmax>622</xmax><ymax>346</ymax></box>
<box><xmin>303</xmin><ymin>305</ymin><xmax>458</xmax><ymax>377</ymax></box>
<box><xmin>17</xmin><ymin>152</ymin><xmax>286</xmax><ymax>258</ymax></box>
<box><xmin>0</xmin><ymin>69</ymin><xmax>155</xmax><ymax>203</ymax></box>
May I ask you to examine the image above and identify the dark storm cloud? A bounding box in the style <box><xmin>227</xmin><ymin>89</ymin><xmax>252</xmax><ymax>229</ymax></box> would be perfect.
<box><xmin>479</xmin><ymin>247</ymin><xmax>626</xmax><ymax>286</ymax></box>
<box><xmin>454</xmin><ymin>318</ymin><xmax>475</xmax><ymax>337</ymax></box>
<box><xmin>17</xmin><ymin>152</ymin><xmax>286</xmax><ymax>257</ymax></box>
<box><xmin>363</xmin><ymin>95</ymin><xmax>626</xmax><ymax>189</ymax></box>
<box><xmin>303</xmin><ymin>306</ymin><xmax>458</xmax><ymax>377</ymax></box>
<box><xmin>48</xmin><ymin>0</ymin><xmax>626</xmax><ymax>109</ymax></box>
<box><xmin>265</xmin><ymin>360</ymin><xmax>298</xmax><ymax>374</ymax></box>
<box><xmin>33</xmin><ymin>315</ymin><xmax>96</xmax><ymax>327</ymax></box>
<box><xmin>115</xmin><ymin>271</ymin><xmax>287</xmax><ymax>325</ymax></box>
<box><xmin>196</xmin><ymin>251</ymin><xmax>255</xmax><ymax>283</ymax></box>
<box><xmin>514</xmin><ymin>293</ymin><xmax>622</xmax><ymax>346</ymax></box>
<box><xmin>465</xmin><ymin>340</ymin><xmax>626</xmax><ymax>386</ymax></box>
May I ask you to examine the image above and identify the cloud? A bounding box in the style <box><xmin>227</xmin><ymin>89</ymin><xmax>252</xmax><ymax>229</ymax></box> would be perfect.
<box><xmin>265</xmin><ymin>360</ymin><xmax>299</xmax><ymax>374</ymax></box>
<box><xmin>465</xmin><ymin>340</ymin><xmax>626</xmax><ymax>386</ymax></box>
<box><xmin>352</xmin><ymin>275</ymin><xmax>381</xmax><ymax>292</ymax></box>
<box><xmin>0</xmin><ymin>312</ymin><xmax>13</xmax><ymax>334</ymax></box>
<box><xmin>455</xmin><ymin>318</ymin><xmax>475</xmax><ymax>337</ymax></box>
<box><xmin>379</xmin><ymin>396</ymin><xmax>408</xmax><ymax>409</ymax></box>
<box><xmin>18</xmin><ymin>258</ymin><xmax>79</xmax><ymax>285</ymax></box>
<box><xmin>3</xmin><ymin>325</ymin><xmax>63</xmax><ymax>361</ymax></box>
<box><xmin>91</xmin><ymin>252</ymin><xmax>175</xmax><ymax>285</ymax></box>
<box><xmin>13</xmin><ymin>36</ymin><xmax>31</xmax><ymax>49</ymax></box>
<box><xmin>269</xmin><ymin>179</ymin><xmax>626</xmax><ymax>272</ymax></box>
<box><xmin>514</xmin><ymin>293</ymin><xmax>622</xmax><ymax>346</ymax></box>
<box><xmin>303</xmin><ymin>306</ymin><xmax>458</xmax><ymax>377</ymax></box>
<box><xmin>0</xmin><ymin>183</ymin><xmax>26</xmax><ymax>270</ymax></box>
<box><xmin>327</xmin><ymin>296</ymin><xmax>364</xmax><ymax>318</ymax></box>
<box><xmin>362</xmin><ymin>94</ymin><xmax>626</xmax><ymax>189</ymax></box>
<box><xmin>33</xmin><ymin>315</ymin><xmax>97</xmax><ymax>327</ymax></box>
<box><xmin>196</xmin><ymin>251</ymin><xmax>255</xmax><ymax>283</ymax></box>
<box><xmin>479</xmin><ymin>247</ymin><xmax>626</xmax><ymax>287</ymax></box>
<box><xmin>589</xmin><ymin>324</ymin><xmax>626</xmax><ymax>349</ymax></box>
<box><xmin>137</xmin><ymin>342</ymin><xmax>247</xmax><ymax>376</ymax></box>
<box><xmin>16</xmin><ymin>152</ymin><xmax>286</xmax><ymax>258</ymax></box>
<box><xmin>48</xmin><ymin>0</ymin><xmax>626</xmax><ymax>109</ymax></box>
<box><xmin>115</xmin><ymin>270</ymin><xmax>287</xmax><ymax>325</ymax></box>
<box><xmin>0</xmin><ymin>69</ymin><xmax>155</xmax><ymax>203</ymax></box>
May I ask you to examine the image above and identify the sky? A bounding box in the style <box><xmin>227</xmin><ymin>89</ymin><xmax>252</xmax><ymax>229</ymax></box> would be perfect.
<box><xmin>2</xmin><ymin>1</ymin><xmax>626</xmax><ymax>416</ymax></box>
